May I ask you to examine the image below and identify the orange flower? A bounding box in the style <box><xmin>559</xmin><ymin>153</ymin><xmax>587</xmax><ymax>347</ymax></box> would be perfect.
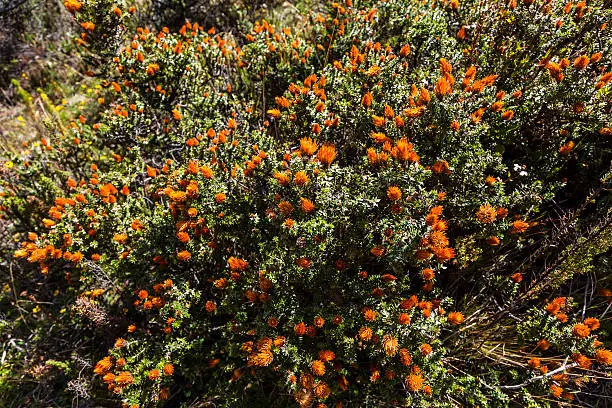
<box><xmin>559</xmin><ymin>141</ymin><xmax>575</xmax><ymax>155</ymax></box>
<box><xmin>595</xmin><ymin>349</ymin><xmax>612</xmax><ymax>365</ymax></box>
<box><xmin>214</xmin><ymin>278</ymin><xmax>228</xmax><ymax>289</ymax></box>
<box><xmin>487</xmin><ymin>236</ymin><xmax>501</xmax><ymax>246</ymax></box>
<box><xmin>299</xmin><ymin>372</ymin><xmax>314</xmax><ymax>390</ymax></box>
<box><xmin>573</xmin><ymin>353</ymin><xmax>592</xmax><ymax>369</ymax></box>
<box><xmin>427</xmin><ymin>230</ymin><xmax>449</xmax><ymax>249</ymax></box>
<box><xmin>496</xmin><ymin>208</ymin><xmax>509</xmax><ymax>219</ymax></box>
<box><xmin>384</xmin><ymin>105</ymin><xmax>395</xmax><ymax>118</ymax></box>
<box><xmin>81</xmin><ymin>21</ymin><xmax>95</xmax><ymax>31</ymax></box>
<box><xmin>362</xmin><ymin>92</ymin><xmax>373</xmax><ymax>107</ymax></box>
<box><xmin>215</xmin><ymin>193</ymin><xmax>226</xmax><ymax>203</ymax></box>
<box><xmin>317</xmin><ymin>143</ymin><xmax>337</xmax><ymax>166</ymax></box>
<box><xmin>278</xmin><ymin>201</ymin><xmax>294</xmax><ymax>216</ymax></box>
<box><xmin>432</xmin><ymin>160</ymin><xmax>450</xmax><ymax>175</ymax></box>
<box><xmin>387</xmin><ymin>186</ymin><xmax>402</xmax><ymax>201</ymax></box>
<box><xmin>296</xmin><ymin>257</ymin><xmax>312</xmax><ymax>269</ymax></box>
<box><xmin>148</xmin><ymin>369</ymin><xmax>160</xmax><ymax>380</ymax></box>
<box><xmin>300</xmin><ymin>197</ymin><xmax>315</xmax><ymax>213</ymax></box>
<box><xmin>358</xmin><ymin>326</ymin><xmax>372</xmax><ymax>341</ymax></box>
<box><xmin>584</xmin><ymin>317</ymin><xmax>600</xmax><ymax>330</ymax></box>
<box><xmin>405</xmin><ymin>374</ymin><xmax>424</xmax><ymax>391</ymax></box>
<box><xmin>372</xmin><ymin>115</ymin><xmax>386</xmax><ymax>127</ymax></box>
<box><xmin>420</xmin><ymin>343</ymin><xmax>432</xmax><ymax>355</ymax></box>
<box><xmin>152</xmin><ymin>297</ymin><xmax>165</xmax><ymax>308</ymax></box>
<box><xmin>399</xmin><ymin>348</ymin><xmax>412</xmax><ymax>366</ymax></box>
<box><xmin>573</xmin><ymin>55</ymin><xmax>589</xmax><ymax>70</ymax></box>
<box><xmin>470</xmin><ymin>107</ymin><xmax>485</xmax><ymax>123</ymax></box>
<box><xmin>168</xmin><ymin>190</ymin><xmax>186</xmax><ymax>202</ymax></box>
<box><xmin>367</xmin><ymin>148</ymin><xmax>386</xmax><ymax>166</ymax></box>
<box><xmin>311</xmin><ymin>360</ymin><xmax>326</xmax><ymax>376</ymax></box>
<box><xmin>371</xmin><ymin>132</ymin><xmax>389</xmax><ymax>143</ymax></box>
<box><xmin>545</xmin><ymin>297</ymin><xmax>566</xmax><ymax>314</ymax></box>
<box><xmin>294</xmin><ymin>322</ymin><xmax>306</xmax><ymax>336</ymax></box>
<box><xmin>439</xmin><ymin>58</ymin><xmax>453</xmax><ymax>74</ymax></box>
<box><xmin>421</xmin><ymin>268</ymin><xmax>435</xmax><ymax>280</ymax></box>
<box><xmin>228</xmin><ymin>257</ymin><xmax>248</xmax><ymax>271</ymax></box>
<box><xmin>381</xmin><ymin>334</ymin><xmax>398</xmax><ymax>356</ymax></box>
<box><xmin>294</xmin><ymin>171</ymin><xmax>309</xmax><ymax>186</ymax></box>
<box><xmin>363</xmin><ymin>308</ymin><xmax>377</xmax><ymax>321</ymax></box>
<box><xmin>551</xmin><ymin>384</ymin><xmax>563</xmax><ymax>398</ymax></box>
<box><xmin>490</xmin><ymin>101</ymin><xmax>504</xmax><ymax>112</ymax></box>
<box><xmin>370</xmin><ymin>246</ymin><xmax>385</xmax><ymax>257</ymax></box>
<box><xmin>248</xmin><ymin>350</ymin><xmax>273</xmax><ymax>367</ymax></box>
<box><xmin>447</xmin><ymin>311</ymin><xmax>465</xmax><ymax>325</ymax></box>
<box><xmin>146</xmin><ymin>63</ymin><xmax>160</xmax><ymax>76</ymax></box>
<box><xmin>274</xmin><ymin>172</ymin><xmax>291</xmax><ymax>186</ymax></box>
<box><xmin>177</xmin><ymin>250</ymin><xmax>191</xmax><ymax>261</ymax></box>
<box><xmin>511</xmin><ymin>272</ymin><xmax>523</xmax><ymax>283</ymax></box>
<box><xmin>313</xmin><ymin>381</ymin><xmax>330</xmax><ymax>399</ymax></box>
<box><xmin>528</xmin><ymin>357</ymin><xmax>541</xmax><ymax>369</ymax></box>
<box><xmin>64</xmin><ymin>0</ymin><xmax>82</xmax><ymax>14</ymax></box>
<box><xmin>163</xmin><ymin>363</ymin><xmax>174</xmax><ymax>376</ymax></box>
<box><xmin>205</xmin><ymin>300</ymin><xmax>217</xmax><ymax>312</ymax></box>
<box><xmin>299</xmin><ymin>137</ymin><xmax>318</xmax><ymax>156</ymax></box>
<box><xmin>398</xmin><ymin>313</ymin><xmax>411</xmax><ymax>325</ymax></box>
<box><xmin>476</xmin><ymin>204</ymin><xmax>496</xmax><ymax>223</ymax></box>
<box><xmin>511</xmin><ymin>220</ymin><xmax>530</xmax><ymax>234</ymax></box>
<box><xmin>536</xmin><ymin>339</ymin><xmax>550</xmax><ymax>351</ymax></box>
<box><xmin>572</xmin><ymin>323</ymin><xmax>591</xmax><ymax>338</ymax></box>
<box><xmin>115</xmin><ymin>371</ymin><xmax>134</xmax><ymax>385</ymax></box>
<box><xmin>159</xmin><ymin>387</ymin><xmax>170</xmax><ymax>400</ymax></box>
<box><xmin>391</xmin><ymin>138</ymin><xmax>417</xmax><ymax>162</ymax></box>
<box><xmin>435</xmin><ymin>76</ymin><xmax>452</xmax><ymax>97</ymax></box>
<box><xmin>318</xmin><ymin>350</ymin><xmax>335</xmax><ymax>362</ymax></box>
<box><xmin>267</xmin><ymin>109</ymin><xmax>281</xmax><ymax>118</ymax></box>
<box><xmin>113</xmin><ymin>233</ymin><xmax>128</xmax><ymax>244</ymax></box>
<box><xmin>94</xmin><ymin>357</ymin><xmax>113</xmax><ymax>374</ymax></box>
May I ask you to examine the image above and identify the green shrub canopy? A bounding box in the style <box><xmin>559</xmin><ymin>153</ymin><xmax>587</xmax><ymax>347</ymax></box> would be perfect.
<box><xmin>1</xmin><ymin>0</ymin><xmax>611</xmax><ymax>406</ymax></box>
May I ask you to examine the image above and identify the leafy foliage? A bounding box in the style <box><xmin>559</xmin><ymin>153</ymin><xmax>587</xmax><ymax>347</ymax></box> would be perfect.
<box><xmin>1</xmin><ymin>0</ymin><xmax>611</xmax><ymax>406</ymax></box>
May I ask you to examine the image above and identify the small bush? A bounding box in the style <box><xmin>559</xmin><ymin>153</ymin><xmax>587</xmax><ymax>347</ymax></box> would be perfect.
<box><xmin>1</xmin><ymin>0</ymin><xmax>611</xmax><ymax>406</ymax></box>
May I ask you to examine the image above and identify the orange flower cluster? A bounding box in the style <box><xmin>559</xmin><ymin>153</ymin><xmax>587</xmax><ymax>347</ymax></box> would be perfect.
<box><xmin>417</xmin><ymin>206</ymin><xmax>455</xmax><ymax>263</ymax></box>
<box><xmin>545</xmin><ymin>297</ymin><xmax>568</xmax><ymax>322</ymax></box>
<box><xmin>63</xmin><ymin>0</ymin><xmax>82</xmax><ymax>14</ymax></box>
<box><xmin>476</xmin><ymin>204</ymin><xmax>497</xmax><ymax>223</ymax></box>
<box><xmin>434</xmin><ymin>58</ymin><xmax>454</xmax><ymax>98</ymax></box>
<box><xmin>390</xmin><ymin>138</ymin><xmax>419</xmax><ymax>163</ymax></box>
<box><xmin>317</xmin><ymin>143</ymin><xmax>337</xmax><ymax>166</ymax></box>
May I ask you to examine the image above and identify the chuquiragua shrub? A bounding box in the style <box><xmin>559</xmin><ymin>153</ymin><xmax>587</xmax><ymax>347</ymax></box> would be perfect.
<box><xmin>1</xmin><ymin>0</ymin><xmax>611</xmax><ymax>406</ymax></box>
